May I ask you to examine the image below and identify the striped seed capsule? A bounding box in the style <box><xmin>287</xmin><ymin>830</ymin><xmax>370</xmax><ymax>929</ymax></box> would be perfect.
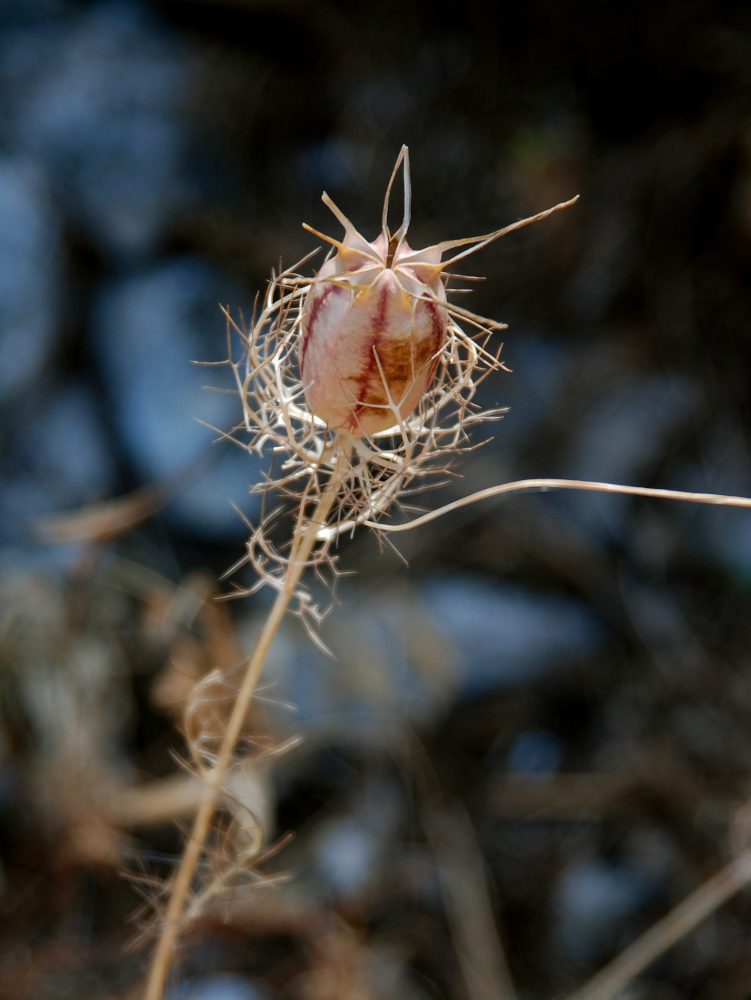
<box><xmin>299</xmin><ymin>147</ymin><xmax>447</xmax><ymax>436</ymax></box>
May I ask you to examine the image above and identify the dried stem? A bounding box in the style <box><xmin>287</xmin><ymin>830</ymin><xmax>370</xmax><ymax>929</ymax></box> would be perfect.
<box><xmin>143</xmin><ymin>448</ymin><xmax>350</xmax><ymax>1000</ymax></box>
<box><xmin>365</xmin><ymin>477</ymin><xmax>751</xmax><ymax>532</ymax></box>
<box><xmin>426</xmin><ymin>802</ymin><xmax>517</xmax><ymax>1000</ymax></box>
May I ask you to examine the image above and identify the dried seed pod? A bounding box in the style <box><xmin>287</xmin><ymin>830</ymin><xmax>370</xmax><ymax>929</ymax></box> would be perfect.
<box><xmin>299</xmin><ymin>147</ymin><xmax>577</xmax><ymax>438</ymax></box>
<box><xmin>299</xmin><ymin>147</ymin><xmax>448</xmax><ymax>436</ymax></box>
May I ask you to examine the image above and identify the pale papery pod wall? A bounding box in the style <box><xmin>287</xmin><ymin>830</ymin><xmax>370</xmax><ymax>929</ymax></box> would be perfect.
<box><xmin>1</xmin><ymin>1</ymin><xmax>751</xmax><ymax>999</ymax></box>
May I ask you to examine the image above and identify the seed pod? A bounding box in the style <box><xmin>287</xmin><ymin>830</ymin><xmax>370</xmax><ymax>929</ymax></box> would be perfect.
<box><xmin>299</xmin><ymin>148</ymin><xmax>447</xmax><ymax>436</ymax></box>
<box><xmin>299</xmin><ymin>146</ymin><xmax>579</xmax><ymax>437</ymax></box>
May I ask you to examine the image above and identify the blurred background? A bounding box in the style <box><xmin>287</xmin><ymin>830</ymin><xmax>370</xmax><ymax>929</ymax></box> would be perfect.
<box><xmin>2</xmin><ymin>1</ymin><xmax>751</xmax><ymax>997</ymax></box>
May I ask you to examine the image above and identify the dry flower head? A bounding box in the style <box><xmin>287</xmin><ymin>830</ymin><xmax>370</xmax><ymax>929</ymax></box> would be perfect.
<box><xmin>220</xmin><ymin>146</ymin><xmax>577</xmax><ymax>632</ymax></box>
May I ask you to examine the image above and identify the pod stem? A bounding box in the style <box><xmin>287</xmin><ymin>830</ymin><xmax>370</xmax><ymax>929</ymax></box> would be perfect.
<box><xmin>143</xmin><ymin>448</ymin><xmax>350</xmax><ymax>1000</ymax></box>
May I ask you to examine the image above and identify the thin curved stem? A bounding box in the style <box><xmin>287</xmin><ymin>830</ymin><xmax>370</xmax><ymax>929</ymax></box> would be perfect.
<box><xmin>364</xmin><ymin>478</ymin><xmax>751</xmax><ymax>532</ymax></box>
<box><xmin>144</xmin><ymin>448</ymin><xmax>349</xmax><ymax>1000</ymax></box>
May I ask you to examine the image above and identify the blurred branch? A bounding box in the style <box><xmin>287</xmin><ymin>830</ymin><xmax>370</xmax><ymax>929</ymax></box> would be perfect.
<box><xmin>426</xmin><ymin>802</ymin><xmax>517</xmax><ymax>1000</ymax></box>
<box><xmin>565</xmin><ymin>849</ymin><xmax>751</xmax><ymax>1000</ymax></box>
<box><xmin>33</xmin><ymin>484</ymin><xmax>170</xmax><ymax>545</ymax></box>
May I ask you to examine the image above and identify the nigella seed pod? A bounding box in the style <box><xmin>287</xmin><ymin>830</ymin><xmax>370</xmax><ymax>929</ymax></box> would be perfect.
<box><xmin>299</xmin><ymin>147</ymin><xmax>448</xmax><ymax>436</ymax></box>
<box><xmin>295</xmin><ymin>146</ymin><xmax>578</xmax><ymax>439</ymax></box>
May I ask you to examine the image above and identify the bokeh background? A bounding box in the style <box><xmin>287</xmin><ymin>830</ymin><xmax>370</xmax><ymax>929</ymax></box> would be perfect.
<box><xmin>2</xmin><ymin>1</ymin><xmax>751</xmax><ymax>998</ymax></box>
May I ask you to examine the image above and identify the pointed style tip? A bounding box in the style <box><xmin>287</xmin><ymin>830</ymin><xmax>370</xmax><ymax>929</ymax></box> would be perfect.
<box><xmin>381</xmin><ymin>146</ymin><xmax>412</xmax><ymax>248</ymax></box>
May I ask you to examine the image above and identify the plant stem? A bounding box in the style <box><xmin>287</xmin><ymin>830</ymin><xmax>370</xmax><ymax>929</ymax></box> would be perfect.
<box><xmin>144</xmin><ymin>449</ymin><xmax>348</xmax><ymax>1000</ymax></box>
<box><xmin>366</xmin><ymin>478</ymin><xmax>751</xmax><ymax>533</ymax></box>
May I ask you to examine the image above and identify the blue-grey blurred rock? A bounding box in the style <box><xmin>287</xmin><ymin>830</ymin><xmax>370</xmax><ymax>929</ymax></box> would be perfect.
<box><xmin>294</xmin><ymin>137</ymin><xmax>370</xmax><ymax>195</ymax></box>
<box><xmin>559</xmin><ymin>374</ymin><xmax>700</xmax><ymax>541</ymax></box>
<box><xmin>255</xmin><ymin>581</ymin><xmax>457</xmax><ymax>743</ymax></box>
<box><xmin>507</xmin><ymin>728</ymin><xmax>563</xmax><ymax>776</ymax></box>
<box><xmin>551</xmin><ymin>854</ymin><xmax>655</xmax><ymax>964</ymax></box>
<box><xmin>700</xmin><ymin>508</ymin><xmax>751</xmax><ymax>583</ymax></box>
<box><xmin>679</xmin><ymin>435</ymin><xmax>751</xmax><ymax>582</ymax></box>
<box><xmin>0</xmin><ymin>379</ymin><xmax>116</xmax><ymax>556</ymax></box>
<box><xmin>254</xmin><ymin>573</ymin><xmax>603</xmax><ymax>745</ymax></box>
<box><xmin>169</xmin><ymin>974</ymin><xmax>270</xmax><ymax>1000</ymax></box>
<box><xmin>421</xmin><ymin>573</ymin><xmax>605</xmax><ymax>693</ymax></box>
<box><xmin>93</xmin><ymin>258</ymin><xmax>264</xmax><ymax>539</ymax></box>
<box><xmin>481</xmin><ymin>332</ymin><xmax>573</xmax><ymax>454</ymax></box>
<box><xmin>1</xmin><ymin>0</ymin><xmax>194</xmax><ymax>261</ymax></box>
<box><xmin>0</xmin><ymin>157</ymin><xmax>61</xmax><ymax>407</ymax></box>
<box><xmin>308</xmin><ymin>778</ymin><xmax>402</xmax><ymax>902</ymax></box>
